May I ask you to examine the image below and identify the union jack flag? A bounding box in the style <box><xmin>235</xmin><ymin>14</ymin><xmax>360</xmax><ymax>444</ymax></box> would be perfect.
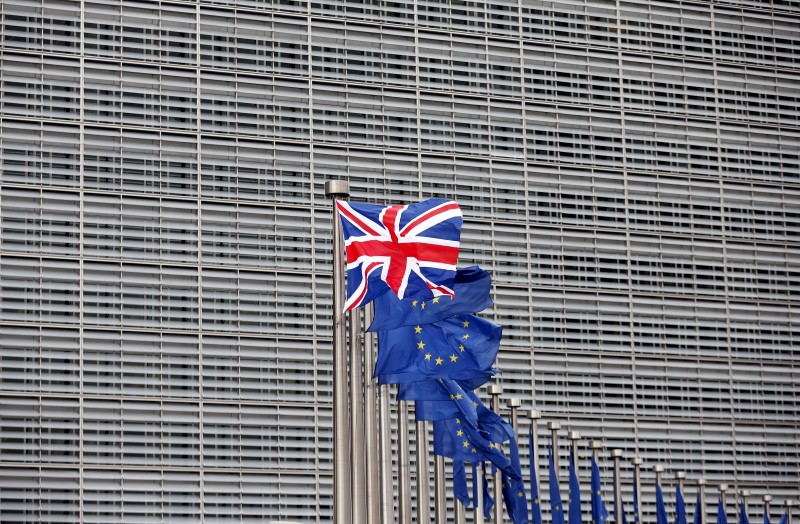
<box><xmin>336</xmin><ymin>198</ymin><xmax>463</xmax><ymax>311</ymax></box>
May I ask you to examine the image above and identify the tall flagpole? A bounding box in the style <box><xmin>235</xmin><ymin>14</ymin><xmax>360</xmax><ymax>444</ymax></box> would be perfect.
<box><xmin>612</xmin><ymin>449</ymin><xmax>623</xmax><ymax>524</ymax></box>
<box><xmin>510</xmin><ymin>398</ymin><xmax>521</xmax><ymax>432</ymax></box>
<box><xmin>474</xmin><ymin>463</ymin><xmax>485</xmax><ymax>524</ymax></box>
<box><xmin>633</xmin><ymin>456</ymin><xmax>643</xmax><ymax>523</ymax></box>
<box><xmin>434</xmin><ymin>455</ymin><xmax>446</xmax><ymax>523</ymax></box>
<box><xmin>548</xmin><ymin>421</ymin><xmax>562</xmax><ymax>479</ymax></box>
<box><xmin>490</xmin><ymin>385</ymin><xmax>504</xmax><ymax>524</ymax></box>
<box><xmin>568</xmin><ymin>431</ymin><xmax>581</xmax><ymax>476</ymax></box>
<box><xmin>398</xmin><ymin>400</ymin><xmax>412</xmax><ymax>524</ymax></box>
<box><xmin>698</xmin><ymin>478</ymin><xmax>707</xmax><ymax>524</ymax></box>
<box><xmin>786</xmin><ymin>499</ymin><xmax>794</xmax><ymax>524</ymax></box>
<box><xmin>417</xmin><ymin>420</ymin><xmax>432</xmax><ymax>524</ymax></box>
<box><xmin>378</xmin><ymin>383</ymin><xmax>394</xmax><ymax>523</ymax></box>
<box><xmin>763</xmin><ymin>495</ymin><xmax>772</xmax><ymax>524</ymax></box>
<box><xmin>326</xmin><ymin>180</ymin><xmax>352</xmax><ymax>524</ymax></box>
<box><xmin>363</xmin><ymin>305</ymin><xmax>380</xmax><ymax>524</ymax></box>
<box><xmin>529</xmin><ymin>410</ymin><xmax>542</xmax><ymax>472</ymax></box>
<box><xmin>350</xmin><ymin>307</ymin><xmax>367</xmax><ymax>524</ymax></box>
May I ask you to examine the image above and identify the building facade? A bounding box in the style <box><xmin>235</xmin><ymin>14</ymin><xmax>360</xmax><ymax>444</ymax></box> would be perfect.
<box><xmin>0</xmin><ymin>0</ymin><xmax>799</xmax><ymax>522</ymax></box>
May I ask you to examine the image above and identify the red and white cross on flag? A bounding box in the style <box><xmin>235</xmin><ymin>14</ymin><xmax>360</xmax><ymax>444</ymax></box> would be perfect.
<box><xmin>335</xmin><ymin>198</ymin><xmax>463</xmax><ymax>311</ymax></box>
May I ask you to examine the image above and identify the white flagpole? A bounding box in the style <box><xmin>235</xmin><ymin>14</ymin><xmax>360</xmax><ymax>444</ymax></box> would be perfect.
<box><xmin>434</xmin><ymin>455</ymin><xmax>446</xmax><ymax>522</ymax></box>
<box><xmin>325</xmin><ymin>180</ymin><xmax>352</xmax><ymax>524</ymax></box>
<box><xmin>398</xmin><ymin>400</ymin><xmax>412</xmax><ymax>524</ymax></box>
<box><xmin>490</xmin><ymin>385</ymin><xmax>503</xmax><ymax>524</ymax></box>
<box><xmin>350</xmin><ymin>307</ymin><xmax>367</xmax><ymax>524</ymax></box>
<box><xmin>612</xmin><ymin>450</ymin><xmax>624</xmax><ymax>523</ymax></box>
<box><xmin>417</xmin><ymin>420</ymin><xmax>432</xmax><ymax>524</ymax></box>
<box><xmin>698</xmin><ymin>478</ymin><xmax>707</xmax><ymax>524</ymax></box>
<box><xmin>378</xmin><ymin>383</ymin><xmax>394</xmax><ymax>523</ymax></box>
<box><xmin>363</xmin><ymin>305</ymin><xmax>380</xmax><ymax>524</ymax></box>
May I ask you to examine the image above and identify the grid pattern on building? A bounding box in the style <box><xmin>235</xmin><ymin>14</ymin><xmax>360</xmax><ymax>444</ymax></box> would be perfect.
<box><xmin>0</xmin><ymin>0</ymin><xmax>799</xmax><ymax>522</ymax></box>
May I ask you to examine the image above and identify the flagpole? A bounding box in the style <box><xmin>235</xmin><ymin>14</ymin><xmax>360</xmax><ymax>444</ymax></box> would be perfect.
<box><xmin>786</xmin><ymin>499</ymin><xmax>794</xmax><ymax>524</ymax></box>
<box><xmin>434</xmin><ymin>455</ymin><xmax>446</xmax><ymax>523</ymax></box>
<box><xmin>548</xmin><ymin>421</ymin><xmax>562</xmax><ymax>479</ymax></box>
<box><xmin>378</xmin><ymin>383</ymin><xmax>394</xmax><ymax>523</ymax></box>
<box><xmin>363</xmin><ymin>305</ymin><xmax>380</xmax><ymax>524</ymax></box>
<box><xmin>490</xmin><ymin>384</ymin><xmax>504</xmax><ymax>524</ymax></box>
<box><xmin>398</xmin><ymin>400</ymin><xmax>412</xmax><ymax>524</ymax></box>
<box><xmin>417</xmin><ymin>420</ymin><xmax>431</xmax><ymax>524</ymax></box>
<box><xmin>456</xmin><ymin>497</ymin><xmax>466</xmax><ymax>524</ymax></box>
<box><xmin>763</xmin><ymin>495</ymin><xmax>772</xmax><ymax>524</ymax></box>
<box><xmin>568</xmin><ymin>431</ymin><xmax>581</xmax><ymax>476</ymax></box>
<box><xmin>633</xmin><ymin>457</ymin><xmax>643</xmax><ymax>522</ymax></box>
<box><xmin>350</xmin><ymin>307</ymin><xmax>367</xmax><ymax>524</ymax></box>
<box><xmin>326</xmin><ymin>180</ymin><xmax>352</xmax><ymax>524</ymax></box>
<box><xmin>590</xmin><ymin>440</ymin><xmax>602</xmax><ymax>461</ymax></box>
<box><xmin>698</xmin><ymin>479</ymin><xmax>707</xmax><ymax>524</ymax></box>
<box><xmin>510</xmin><ymin>398</ymin><xmax>521</xmax><ymax>432</ymax></box>
<box><xmin>741</xmin><ymin>490</ymin><xmax>750</xmax><ymax>517</ymax></box>
<box><xmin>612</xmin><ymin>449</ymin><xmax>624</xmax><ymax>524</ymax></box>
<box><xmin>529</xmin><ymin>410</ymin><xmax>542</xmax><ymax>473</ymax></box>
<box><xmin>654</xmin><ymin>464</ymin><xmax>664</xmax><ymax>486</ymax></box>
<box><xmin>677</xmin><ymin>471</ymin><xmax>685</xmax><ymax>492</ymax></box>
<box><xmin>720</xmin><ymin>484</ymin><xmax>729</xmax><ymax>520</ymax></box>
<box><xmin>475</xmin><ymin>463</ymin><xmax>485</xmax><ymax>524</ymax></box>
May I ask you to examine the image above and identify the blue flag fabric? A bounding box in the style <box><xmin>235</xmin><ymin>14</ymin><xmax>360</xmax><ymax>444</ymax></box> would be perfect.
<box><xmin>632</xmin><ymin>473</ymin><xmax>641</xmax><ymax>523</ymax></box>
<box><xmin>568</xmin><ymin>451</ymin><xmax>583</xmax><ymax>524</ymax></box>
<box><xmin>591</xmin><ymin>457</ymin><xmax>609</xmax><ymax>524</ymax></box>
<box><xmin>694</xmin><ymin>493</ymin><xmax>702</xmax><ymax>524</ymax></box>
<box><xmin>376</xmin><ymin>314</ymin><xmax>501</xmax><ymax>384</ymax></box>
<box><xmin>676</xmin><ymin>485</ymin><xmax>688</xmax><ymax>524</ymax></box>
<box><xmin>410</xmin><ymin>379</ymin><xmax>480</xmax><ymax>423</ymax></box>
<box><xmin>740</xmin><ymin>502</ymin><xmax>750</xmax><ymax>524</ymax></box>
<box><xmin>336</xmin><ymin>198</ymin><xmax>462</xmax><ymax>311</ymax></box>
<box><xmin>368</xmin><ymin>265</ymin><xmax>493</xmax><ymax>331</ymax></box>
<box><xmin>777</xmin><ymin>512</ymin><xmax>787</xmax><ymax>524</ymax></box>
<box><xmin>717</xmin><ymin>497</ymin><xmax>728</xmax><ymax>524</ymax></box>
<box><xmin>530</xmin><ymin>431</ymin><xmax>543</xmax><ymax>524</ymax></box>
<box><xmin>432</xmin><ymin>416</ymin><xmax>513</xmax><ymax>474</ymax></box>
<box><xmin>549</xmin><ymin>445</ymin><xmax>566</xmax><ymax>524</ymax></box>
<box><xmin>656</xmin><ymin>482</ymin><xmax>669</xmax><ymax>524</ymax></box>
<box><xmin>501</xmin><ymin>438</ymin><xmax>529</xmax><ymax>524</ymax></box>
<box><xmin>454</xmin><ymin>459</ymin><xmax>471</xmax><ymax>507</ymax></box>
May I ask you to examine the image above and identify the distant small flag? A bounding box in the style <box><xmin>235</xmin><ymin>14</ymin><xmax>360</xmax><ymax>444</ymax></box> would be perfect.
<box><xmin>568</xmin><ymin>451</ymin><xmax>583</xmax><ymax>524</ymax></box>
<box><xmin>591</xmin><ymin>456</ymin><xmax>609</xmax><ymax>524</ymax></box>
<box><xmin>717</xmin><ymin>497</ymin><xmax>728</xmax><ymax>524</ymax></box>
<box><xmin>336</xmin><ymin>198</ymin><xmax>462</xmax><ymax>311</ymax></box>
<box><xmin>656</xmin><ymin>482</ymin><xmax>669</xmax><ymax>524</ymax></box>
<box><xmin>739</xmin><ymin>501</ymin><xmax>750</xmax><ymax>524</ymax></box>
<box><xmin>676</xmin><ymin>485</ymin><xmax>688</xmax><ymax>524</ymax></box>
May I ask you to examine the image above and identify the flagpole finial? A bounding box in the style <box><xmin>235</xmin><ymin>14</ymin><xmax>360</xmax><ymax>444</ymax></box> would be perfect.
<box><xmin>676</xmin><ymin>471</ymin><xmax>686</xmax><ymax>480</ymax></box>
<box><xmin>763</xmin><ymin>495</ymin><xmax>772</xmax><ymax>503</ymax></box>
<box><xmin>786</xmin><ymin>500</ymin><xmax>794</xmax><ymax>507</ymax></box>
<box><xmin>568</xmin><ymin>431</ymin><xmax>581</xmax><ymax>441</ymax></box>
<box><xmin>590</xmin><ymin>440</ymin><xmax>603</xmax><ymax>450</ymax></box>
<box><xmin>529</xmin><ymin>409</ymin><xmax>542</xmax><ymax>420</ymax></box>
<box><xmin>719</xmin><ymin>484</ymin><xmax>729</xmax><ymax>493</ymax></box>
<box><xmin>324</xmin><ymin>180</ymin><xmax>350</xmax><ymax>197</ymax></box>
<box><xmin>741</xmin><ymin>490</ymin><xmax>750</xmax><ymax>498</ymax></box>
<box><xmin>632</xmin><ymin>456</ymin><xmax>643</xmax><ymax>466</ymax></box>
<box><xmin>489</xmin><ymin>384</ymin><xmax>503</xmax><ymax>396</ymax></box>
<box><xmin>547</xmin><ymin>421</ymin><xmax>562</xmax><ymax>430</ymax></box>
<box><xmin>510</xmin><ymin>397</ymin><xmax>522</xmax><ymax>408</ymax></box>
<box><xmin>653</xmin><ymin>464</ymin><xmax>664</xmax><ymax>473</ymax></box>
<box><xmin>612</xmin><ymin>449</ymin><xmax>623</xmax><ymax>458</ymax></box>
<box><xmin>697</xmin><ymin>478</ymin><xmax>706</xmax><ymax>486</ymax></box>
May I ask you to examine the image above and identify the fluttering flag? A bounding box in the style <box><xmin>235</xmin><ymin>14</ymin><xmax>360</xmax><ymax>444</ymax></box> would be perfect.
<box><xmin>717</xmin><ymin>497</ymin><xmax>728</xmax><ymax>524</ymax></box>
<box><xmin>501</xmin><ymin>439</ymin><xmax>529</xmax><ymax>524</ymax></box>
<box><xmin>777</xmin><ymin>512</ymin><xmax>787</xmax><ymax>524</ymax></box>
<box><xmin>568</xmin><ymin>451</ymin><xmax>583</xmax><ymax>524</ymax></box>
<box><xmin>530</xmin><ymin>431</ymin><xmax>543</xmax><ymax>524</ymax></box>
<box><xmin>656</xmin><ymin>482</ymin><xmax>669</xmax><ymax>524</ymax></box>
<box><xmin>694</xmin><ymin>492</ymin><xmax>702</xmax><ymax>524</ymax></box>
<box><xmin>676</xmin><ymin>485</ymin><xmax>688</xmax><ymax>524</ymax></box>
<box><xmin>453</xmin><ymin>460</ymin><xmax>471</xmax><ymax>507</ymax></box>
<box><xmin>375</xmin><ymin>314</ymin><xmax>501</xmax><ymax>384</ymax></box>
<box><xmin>431</xmin><ymin>416</ymin><xmax>512</xmax><ymax>474</ymax></box>
<box><xmin>336</xmin><ymin>198</ymin><xmax>462</xmax><ymax>311</ymax></box>
<box><xmin>591</xmin><ymin>456</ymin><xmax>609</xmax><ymax>524</ymax></box>
<box><xmin>549</xmin><ymin>445</ymin><xmax>566</xmax><ymax>524</ymax></box>
<box><xmin>739</xmin><ymin>502</ymin><xmax>750</xmax><ymax>524</ymax></box>
<box><xmin>369</xmin><ymin>265</ymin><xmax>492</xmax><ymax>331</ymax></box>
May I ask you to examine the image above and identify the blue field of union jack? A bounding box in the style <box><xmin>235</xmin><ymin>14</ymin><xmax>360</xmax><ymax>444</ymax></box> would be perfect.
<box><xmin>336</xmin><ymin>198</ymin><xmax>463</xmax><ymax>311</ymax></box>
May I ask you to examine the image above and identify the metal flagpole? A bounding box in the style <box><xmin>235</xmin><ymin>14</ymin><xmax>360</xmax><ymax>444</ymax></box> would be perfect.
<box><xmin>325</xmin><ymin>180</ymin><xmax>352</xmax><ymax>524</ymax></box>
<box><xmin>763</xmin><ymin>495</ymin><xmax>772</xmax><ymax>524</ymax></box>
<box><xmin>417</xmin><ymin>420</ymin><xmax>432</xmax><ymax>524</ymax></box>
<box><xmin>350</xmin><ymin>307</ymin><xmax>367</xmax><ymax>524</ymax></box>
<box><xmin>548</xmin><ymin>421</ymin><xmax>562</xmax><ymax>479</ymax></box>
<box><xmin>529</xmin><ymin>410</ymin><xmax>542</xmax><ymax>474</ymax></box>
<box><xmin>378</xmin><ymin>383</ymin><xmax>394</xmax><ymax>524</ymax></box>
<box><xmin>612</xmin><ymin>449</ymin><xmax>623</xmax><ymax>524</ymax></box>
<box><xmin>568</xmin><ymin>431</ymin><xmax>581</xmax><ymax>476</ymax></box>
<box><xmin>786</xmin><ymin>499</ymin><xmax>794</xmax><ymax>524</ymax></box>
<box><xmin>510</xmin><ymin>398</ymin><xmax>521</xmax><ymax>432</ymax></box>
<box><xmin>698</xmin><ymin>478</ymin><xmax>707</xmax><ymax>524</ymax></box>
<box><xmin>590</xmin><ymin>441</ymin><xmax>602</xmax><ymax>461</ymax></box>
<box><xmin>633</xmin><ymin>457</ymin><xmax>643</xmax><ymax>523</ymax></box>
<box><xmin>363</xmin><ymin>305</ymin><xmax>380</xmax><ymax>524</ymax></box>
<box><xmin>676</xmin><ymin>471</ymin><xmax>685</xmax><ymax>492</ymax></box>
<box><xmin>741</xmin><ymin>490</ymin><xmax>750</xmax><ymax>519</ymax></box>
<box><xmin>456</xmin><ymin>498</ymin><xmax>466</xmax><ymax>524</ymax></box>
<box><xmin>720</xmin><ymin>484</ymin><xmax>728</xmax><ymax>522</ymax></box>
<box><xmin>398</xmin><ymin>400</ymin><xmax>412</xmax><ymax>524</ymax></box>
<box><xmin>434</xmin><ymin>455</ymin><xmax>446</xmax><ymax>523</ymax></box>
<box><xmin>475</xmin><ymin>463</ymin><xmax>485</xmax><ymax>524</ymax></box>
<box><xmin>654</xmin><ymin>464</ymin><xmax>664</xmax><ymax>486</ymax></box>
<box><xmin>490</xmin><ymin>385</ymin><xmax>504</xmax><ymax>524</ymax></box>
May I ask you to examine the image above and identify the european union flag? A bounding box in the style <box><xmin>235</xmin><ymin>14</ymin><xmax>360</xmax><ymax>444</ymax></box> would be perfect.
<box><xmin>530</xmin><ymin>431</ymin><xmax>543</xmax><ymax>524</ymax></box>
<box><xmin>375</xmin><ymin>314</ymin><xmax>501</xmax><ymax>384</ymax></box>
<box><xmin>694</xmin><ymin>493</ymin><xmax>702</xmax><ymax>524</ymax></box>
<box><xmin>410</xmin><ymin>379</ymin><xmax>479</xmax><ymax>423</ymax></box>
<box><xmin>549</xmin><ymin>445</ymin><xmax>566</xmax><ymax>524</ymax></box>
<box><xmin>739</xmin><ymin>502</ymin><xmax>750</xmax><ymax>524</ymax></box>
<box><xmin>368</xmin><ymin>266</ymin><xmax>493</xmax><ymax>331</ymax></box>
<box><xmin>432</xmin><ymin>416</ymin><xmax>512</xmax><ymax>473</ymax></box>
<box><xmin>568</xmin><ymin>451</ymin><xmax>583</xmax><ymax>524</ymax></box>
<box><xmin>676</xmin><ymin>485</ymin><xmax>688</xmax><ymax>524</ymax></box>
<box><xmin>591</xmin><ymin>457</ymin><xmax>609</xmax><ymax>524</ymax></box>
<box><xmin>501</xmin><ymin>438</ymin><xmax>529</xmax><ymax>524</ymax></box>
<box><xmin>657</xmin><ymin>482</ymin><xmax>669</xmax><ymax>524</ymax></box>
<box><xmin>777</xmin><ymin>512</ymin><xmax>787</xmax><ymax>524</ymax></box>
<box><xmin>454</xmin><ymin>459</ymin><xmax>471</xmax><ymax>507</ymax></box>
<box><xmin>717</xmin><ymin>497</ymin><xmax>728</xmax><ymax>524</ymax></box>
<box><xmin>483</xmin><ymin>462</ymin><xmax>495</xmax><ymax>519</ymax></box>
